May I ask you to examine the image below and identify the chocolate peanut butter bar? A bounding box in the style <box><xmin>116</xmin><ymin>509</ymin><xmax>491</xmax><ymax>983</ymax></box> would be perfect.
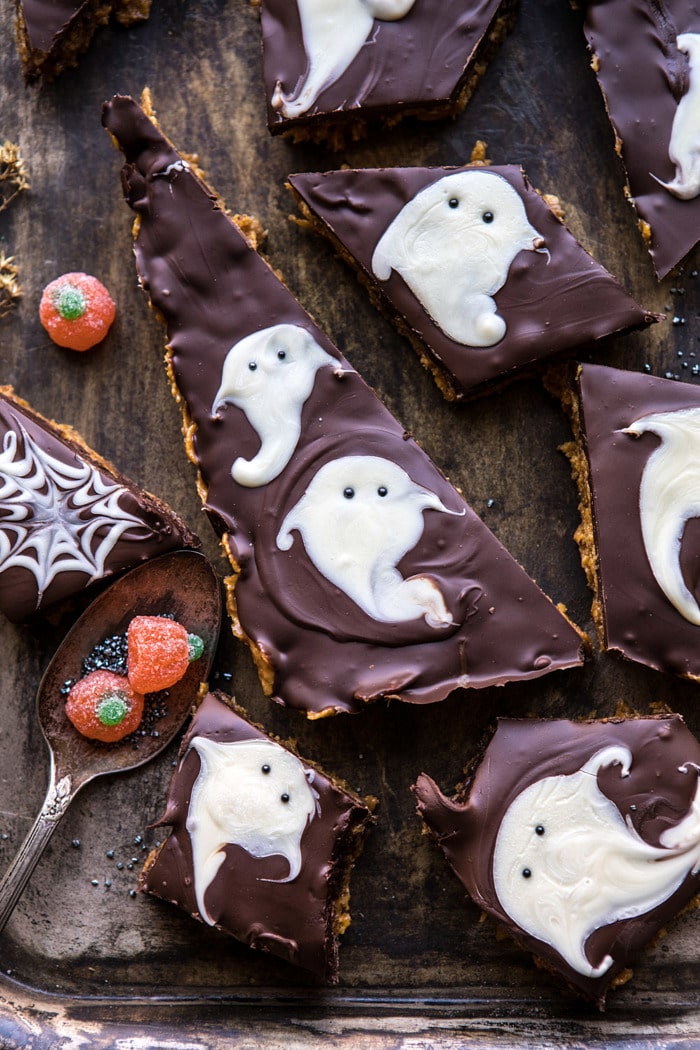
<box><xmin>288</xmin><ymin>165</ymin><xmax>659</xmax><ymax>400</ymax></box>
<box><xmin>415</xmin><ymin>714</ymin><xmax>700</xmax><ymax>1008</ymax></box>
<box><xmin>141</xmin><ymin>690</ymin><xmax>375</xmax><ymax>982</ymax></box>
<box><xmin>102</xmin><ymin>93</ymin><xmax>587</xmax><ymax>718</ymax></box>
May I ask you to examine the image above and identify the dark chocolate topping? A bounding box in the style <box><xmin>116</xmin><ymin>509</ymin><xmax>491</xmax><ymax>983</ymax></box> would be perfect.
<box><xmin>0</xmin><ymin>387</ymin><xmax>198</xmax><ymax>622</ymax></box>
<box><xmin>141</xmin><ymin>691</ymin><xmax>373</xmax><ymax>981</ymax></box>
<box><xmin>17</xmin><ymin>0</ymin><xmax>85</xmax><ymax>54</ymax></box>
<box><xmin>102</xmin><ymin>95</ymin><xmax>585</xmax><ymax>717</ymax></box>
<box><xmin>414</xmin><ymin>715</ymin><xmax>700</xmax><ymax>1008</ymax></box>
<box><xmin>578</xmin><ymin>362</ymin><xmax>700</xmax><ymax>678</ymax></box>
<box><xmin>584</xmin><ymin>0</ymin><xmax>700</xmax><ymax>278</ymax></box>
<box><xmin>288</xmin><ymin>167</ymin><xmax>657</xmax><ymax>398</ymax></box>
<box><xmin>260</xmin><ymin>0</ymin><xmax>510</xmax><ymax>133</ymax></box>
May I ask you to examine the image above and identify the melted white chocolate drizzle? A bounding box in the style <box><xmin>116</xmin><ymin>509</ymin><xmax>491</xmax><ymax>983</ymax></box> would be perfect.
<box><xmin>492</xmin><ymin>747</ymin><xmax>700</xmax><ymax>978</ymax></box>
<box><xmin>0</xmin><ymin>424</ymin><xmax>156</xmax><ymax>607</ymax></box>
<box><xmin>271</xmin><ymin>0</ymin><xmax>416</xmax><ymax>119</ymax></box>
<box><xmin>655</xmin><ymin>33</ymin><xmax>700</xmax><ymax>199</ymax></box>
<box><xmin>186</xmin><ymin>737</ymin><xmax>320</xmax><ymax>925</ymax></box>
<box><xmin>371</xmin><ymin>170</ymin><xmax>548</xmax><ymax>347</ymax></box>
<box><xmin>212</xmin><ymin>324</ymin><xmax>338</xmax><ymax>487</ymax></box>
<box><xmin>276</xmin><ymin>455</ymin><xmax>462</xmax><ymax>626</ymax></box>
<box><xmin>624</xmin><ymin>406</ymin><xmax>700</xmax><ymax>624</ymax></box>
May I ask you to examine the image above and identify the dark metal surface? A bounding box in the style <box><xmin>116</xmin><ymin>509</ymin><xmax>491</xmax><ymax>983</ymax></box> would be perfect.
<box><xmin>0</xmin><ymin>0</ymin><xmax>699</xmax><ymax>1042</ymax></box>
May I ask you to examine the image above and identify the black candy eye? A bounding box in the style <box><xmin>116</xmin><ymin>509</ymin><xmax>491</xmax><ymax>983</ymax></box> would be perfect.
<box><xmin>535</xmin><ymin>825</ymin><xmax>545</xmax><ymax>836</ymax></box>
<box><xmin>377</xmin><ymin>486</ymin><xmax>388</xmax><ymax>497</ymax></box>
<box><xmin>281</xmin><ymin>793</ymin><xmax>290</xmax><ymax>803</ymax></box>
<box><xmin>522</xmin><ymin>868</ymin><xmax>532</xmax><ymax>879</ymax></box>
<box><xmin>277</xmin><ymin>349</ymin><xmax>287</xmax><ymax>360</ymax></box>
<box><xmin>343</xmin><ymin>487</ymin><xmax>355</xmax><ymax>499</ymax></box>
<box><xmin>448</xmin><ymin>197</ymin><xmax>459</xmax><ymax>209</ymax></box>
<box><xmin>248</xmin><ymin>361</ymin><xmax>257</xmax><ymax>371</ymax></box>
<box><xmin>482</xmin><ymin>211</ymin><xmax>494</xmax><ymax>224</ymax></box>
<box><xmin>261</xmin><ymin>764</ymin><xmax>271</xmax><ymax>774</ymax></box>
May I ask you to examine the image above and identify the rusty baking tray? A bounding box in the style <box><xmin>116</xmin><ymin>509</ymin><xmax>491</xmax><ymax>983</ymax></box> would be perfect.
<box><xmin>1</xmin><ymin>0</ymin><xmax>699</xmax><ymax>1043</ymax></box>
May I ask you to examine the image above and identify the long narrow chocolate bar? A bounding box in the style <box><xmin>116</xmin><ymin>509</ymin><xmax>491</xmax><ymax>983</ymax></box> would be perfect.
<box><xmin>102</xmin><ymin>94</ymin><xmax>586</xmax><ymax>717</ymax></box>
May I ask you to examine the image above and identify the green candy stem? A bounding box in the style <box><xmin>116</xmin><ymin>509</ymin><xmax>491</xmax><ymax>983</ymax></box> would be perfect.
<box><xmin>187</xmin><ymin>633</ymin><xmax>205</xmax><ymax>663</ymax></box>
<box><xmin>54</xmin><ymin>284</ymin><xmax>86</xmax><ymax>321</ymax></box>
<box><xmin>96</xmin><ymin>691</ymin><xmax>129</xmax><ymax>727</ymax></box>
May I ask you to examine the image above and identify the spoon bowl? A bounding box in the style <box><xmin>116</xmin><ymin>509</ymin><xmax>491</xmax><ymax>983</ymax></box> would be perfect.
<box><xmin>0</xmin><ymin>549</ymin><xmax>222</xmax><ymax>934</ymax></box>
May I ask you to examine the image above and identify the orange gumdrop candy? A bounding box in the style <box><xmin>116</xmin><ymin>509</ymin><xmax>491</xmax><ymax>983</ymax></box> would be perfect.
<box><xmin>127</xmin><ymin>615</ymin><xmax>193</xmax><ymax>693</ymax></box>
<box><xmin>39</xmin><ymin>272</ymin><xmax>116</xmax><ymax>351</ymax></box>
<box><xmin>65</xmin><ymin>669</ymin><xmax>145</xmax><ymax>743</ymax></box>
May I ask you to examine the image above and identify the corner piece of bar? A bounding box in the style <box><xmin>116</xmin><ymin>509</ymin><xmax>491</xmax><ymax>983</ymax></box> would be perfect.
<box><xmin>414</xmin><ymin>714</ymin><xmax>700</xmax><ymax>1009</ymax></box>
<box><xmin>555</xmin><ymin>361</ymin><xmax>700</xmax><ymax>681</ymax></box>
<box><xmin>288</xmin><ymin>166</ymin><xmax>660</xmax><ymax>400</ymax></box>
<box><xmin>584</xmin><ymin>0</ymin><xmax>700</xmax><ymax>279</ymax></box>
<box><xmin>259</xmin><ymin>0</ymin><xmax>516</xmax><ymax>144</ymax></box>
<box><xmin>140</xmin><ymin>690</ymin><xmax>376</xmax><ymax>982</ymax></box>
<box><xmin>0</xmin><ymin>384</ymin><xmax>199</xmax><ymax>623</ymax></box>
<box><xmin>102</xmin><ymin>93</ymin><xmax>587</xmax><ymax>718</ymax></box>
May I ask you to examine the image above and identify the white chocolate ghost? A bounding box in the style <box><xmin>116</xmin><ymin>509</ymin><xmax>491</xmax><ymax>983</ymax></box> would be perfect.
<box><xmin>271</xmin><ymin>0</ymin><xmax>416</xmax><ymax>119</ymax></box>
<box><xmin>655</xmin><ymin>33</ymin><xmax>700</xmax><ymax>199</ymax></box>
<box><xmin>276</xmin><ymin>455</ymin><xmax>462</xmax><ymax>627</ymax></box>
<box><xmin>492</xmin><ymin>746</ymin><xmax>700</xmax><ymax>978</ymax></box>
<box><xmin>186</xmin><ymin>736</ymin><xmax>320</xmax><ymax>925</ymax></box>
<box><xmin>212</xmin><ymin>324</ymin><xmax>338</xmax><ymax>487</ymax></box>
<box><xmin>623</xmin><ymin>406</ymin><xmax>700</xmax><ymax>625</ymax></box>
<box><xmin>370</xmin><ymin>170</ymin><xmax>548</xmax><ymax>347</ymax></box>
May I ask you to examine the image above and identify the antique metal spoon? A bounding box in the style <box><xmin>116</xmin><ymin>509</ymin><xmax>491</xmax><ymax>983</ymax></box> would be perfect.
<box><xmin>0</xmin><ymin>549</ymin><xmax>222</xmax><ymax>934</ymax></box>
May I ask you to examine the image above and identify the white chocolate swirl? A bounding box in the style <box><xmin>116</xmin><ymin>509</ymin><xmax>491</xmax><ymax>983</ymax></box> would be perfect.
<box><xmin>271</xmin><ymin>0</ymin><xmax>416</xmax><ymax>119</ymax></box>
<box><xmin>276</xmin><ymin>455</ymin><xmax>462</xmax><ymax>626</ymax></box>
<box><xmin>212</xmin><ymin>324</ymin><xmax>338</xmax><ymax>487</ymax></box>
<box><xmin>655</xmin><ymin>34</ymin><xmax>700</xmax><ymax>199</ymax></box>
<box><xmin>371</xmin><ymin>170</ymin><xmax>548</xmax><ymax>346</ymax></box>
<box><xmin>493</xmin><ymin>747</ymin><xmax>700</xmax><ymax>978</ymax></box>
<box><xmin>624</xmin><ymin>406</ymin><xmax>700</xmax><ymax>624</ymax></box>
<box><xmin>186</xmin><ymin>737</ymin><xmax>320</xmax><ymax>925</ymax></box>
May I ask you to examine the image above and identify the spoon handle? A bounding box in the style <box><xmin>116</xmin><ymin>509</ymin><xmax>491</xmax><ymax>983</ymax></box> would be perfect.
<box><xmin>0</xmin><ymin>762</ymin><xmax>78</xmax><ymax>936</ymax></box>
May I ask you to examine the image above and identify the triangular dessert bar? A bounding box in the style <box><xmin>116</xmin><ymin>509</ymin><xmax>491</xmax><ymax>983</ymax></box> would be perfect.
<box><xmin>288</xmin><ymin>165</ymin><xmax>659</xmax><ymax>399</ymax></box>
<box><xmin>14</xmin><ymin>0</ymin><xmax>151</xmax><ymax>82</ymax></box>
<box><xmin>0</xmin><ymin>385</ymin><xmax>198</xmax><ymax>622</ymax></box>
<box><xmin>102</xmin><ymin>94</ymin><xmax>586</xmax><ymax>717</ymax></box>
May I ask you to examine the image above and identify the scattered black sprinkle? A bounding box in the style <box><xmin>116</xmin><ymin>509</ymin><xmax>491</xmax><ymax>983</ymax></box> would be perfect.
<box><xmin>129</xmin><ymin>889</ymin><xmax>137</xmax><ymax>899</ymax></box>
<box><xmin>91</xmin><ymin>879</ymin><xmax>99</xmax><ymax>886</ymax></box>
<box><xmin>106</xmin><ymin>849</ymin><xmax>115</xmax><ymax>859</ymax></box>
<box><xmin>71</xmin><ymin>839</ymin><xmax>80</xmax><ymax>849</ymax></box>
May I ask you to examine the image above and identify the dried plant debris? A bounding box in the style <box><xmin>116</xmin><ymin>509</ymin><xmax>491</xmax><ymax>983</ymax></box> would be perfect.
<box><xmin>0</xmin><ymin>141</ymin><xmax>30</xmax><ymax>212</ymax></box>
<box><xmin>0</xmin><ymin>254</ymin><xmax>22</xmax><ymax>318</ymax></box>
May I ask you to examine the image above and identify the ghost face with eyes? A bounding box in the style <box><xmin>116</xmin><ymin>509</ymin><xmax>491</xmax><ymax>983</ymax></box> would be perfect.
<box><xmin>186</xmin><ymin>736</ymin><xmax>320</xmax><ymax>925</ymax></box>
<box><xmin>371</xmin><ymin>170</ymin><xmax>548</xmax><ymax>347</ymax></box>
<box><xmin>492</xmin><ymin>746</ymin><xmax>700</xmax><ymax>978</ymax></box>
<box><xmin>212</xmin><ymin>323</ymin><xmax>338</xmax><ymax>487</ymax></box>
<box><xmin>276</xmin><ymin>455</ymin><xmax>462</xmax><ymax>627</ymax></box>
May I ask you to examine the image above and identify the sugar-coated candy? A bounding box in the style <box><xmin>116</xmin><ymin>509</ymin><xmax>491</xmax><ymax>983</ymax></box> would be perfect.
<box><xmin>65</xmin><ymin>669</ymin><xmax>145</xmax><ymax>742</ymax></box>
<box><xmin>39</xmin><ymin>272</ymin><xmax>116</xmax><ymax>351</ymax></box>
<box><xmin>127</xmin><ymin>615</ymin><xmax>203</xmax><ymax>693</ymax></box>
